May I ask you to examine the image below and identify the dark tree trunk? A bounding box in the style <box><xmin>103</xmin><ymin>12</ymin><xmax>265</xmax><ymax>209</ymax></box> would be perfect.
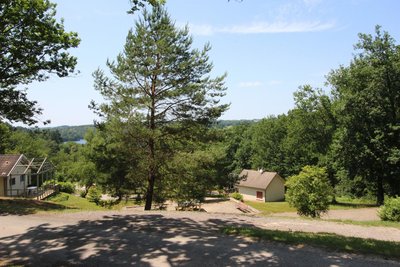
<box><xmin>145</xmin><ymin>171</ymin><xmax>155</xmax><ymax>210</ymax></box>
<box><xmin>377</xmin><ymin>175</ymin><xmax>384</xmax><ymax>206</ymax></box>
<box><xmin>144</xmin><ymin>60</ymin><xmax>158</xmax><ymax>211</ymax></box>
<box><xmin>144</xmin><ymin>137</ymin><xmax>156</xmax><ymax>210</ymax></box>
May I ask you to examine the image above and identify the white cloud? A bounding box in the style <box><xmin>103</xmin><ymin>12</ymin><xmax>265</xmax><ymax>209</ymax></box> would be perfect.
<box><xmin>238</xmin><ymin>81</ymin><xmax>263</xmax><ymax>88</ymax></box>
<box><xmin>186</xmin><ymin>21</ymin><xmax>335</xmax><ymax>36</ymax></box>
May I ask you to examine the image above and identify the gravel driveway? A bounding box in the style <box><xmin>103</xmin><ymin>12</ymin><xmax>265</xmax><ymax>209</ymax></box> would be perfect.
<box><xmin>0</xmin><ymin>210</ymin><xmax>399</xmax><ymax>266</ymax></box>
<box><xmin>272</xmin><ymin>208</ymin><xmax>380</xmax><ymax>221</ymax></box>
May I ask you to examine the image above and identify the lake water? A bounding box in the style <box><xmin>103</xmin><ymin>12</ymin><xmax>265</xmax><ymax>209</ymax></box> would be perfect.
<box><xmin>63</xmin><ymin>139</ymin><xmax>87</xmax><ymax>145</ymax></box>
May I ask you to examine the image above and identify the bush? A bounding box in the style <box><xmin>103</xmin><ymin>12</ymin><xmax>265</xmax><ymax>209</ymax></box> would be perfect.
<box><xmin>87</xmin><ymin>186</ymin><xmax>102</xmax><ymax>204</ymax></box>
<box><xmin>231</xmin><ymin>192</ymin><xmax>243</xmax><ymax>202</ymax></box>
<box><xmin>98</xmin><ymin>199</ymin><xmax>118</xmax><ymax>208</ymax></box>
<box><xmin>285</xmin><ymin>166</ymin><xmax>333</xmax><ymax>218</ymax></box>
<box><xmin>379</xmin><ymin>197</ymin><xmax>400</xmax><ymax>222</ymax></box>
<box><xmin>58</xmin><ymin>182</ymin><xmax>75</xmax><ymax>194</ymax></box>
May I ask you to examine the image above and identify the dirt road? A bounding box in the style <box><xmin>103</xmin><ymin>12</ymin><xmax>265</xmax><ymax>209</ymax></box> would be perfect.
<box><xmin>1</xmin><ymin>210</ymin><xmax>399</xmax><ymax>266</ymax></box>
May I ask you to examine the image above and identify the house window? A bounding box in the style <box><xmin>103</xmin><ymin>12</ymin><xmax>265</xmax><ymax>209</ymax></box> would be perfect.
<box><xmin>20</xmin><ymin>175</ymin><xmax>25</xmax><ymax>183</ymax></box>
<box><xmin>10</xmin><ymin>178</ymin><xmax>16</xmax><ymax>186</ymax></box>
<box><xmin>256</xmin><ymin>191</ymin><xmax>263</xmax><ymax>199</ymax></box>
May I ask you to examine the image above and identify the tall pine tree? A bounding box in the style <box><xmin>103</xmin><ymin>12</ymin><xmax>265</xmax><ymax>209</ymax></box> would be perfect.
<box><xmin>91</xmin><ymin>5</ymin><xmax>228</xmax><ymax>210</ymax></box>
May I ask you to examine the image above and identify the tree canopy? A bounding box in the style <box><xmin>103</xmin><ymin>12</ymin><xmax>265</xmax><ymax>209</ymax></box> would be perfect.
<box><xmin>0</xmin><ymin>0</ymin><xmax>80</xmax><ymax>125</ymax></box>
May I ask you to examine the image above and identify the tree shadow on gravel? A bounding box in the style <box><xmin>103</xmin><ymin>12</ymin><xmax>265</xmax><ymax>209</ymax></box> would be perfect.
<box><xmin>0</xmin><ymin>213</ymin><xmax>396</xmax><ymax>266</ymax></box>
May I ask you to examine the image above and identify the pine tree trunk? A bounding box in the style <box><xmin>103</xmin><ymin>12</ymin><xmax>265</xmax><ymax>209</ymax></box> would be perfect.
<box><xmin>377</xmin><ymin>175</ymin><xmax>384</xmax><ymax>206</ymax></box>
<box><xmin>145</xmin><ymin>82</ymin><xmax>156</xmax><ymax>211</ymax></box>
<box><xmin>145</xmin><ymin>171</ymin><xmax>155</xmax><ymax>210</ymax></box>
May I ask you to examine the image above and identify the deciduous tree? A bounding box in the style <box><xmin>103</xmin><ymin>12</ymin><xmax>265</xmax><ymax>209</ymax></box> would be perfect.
<box><xmin>0</xmin><ymin>0</ymin><xmax>80</xmax><ymax>125</ymax></box>
<box><xmin>329</xmin><ymin>26</ymin><xmax>400</xmax><ymax>204</ymax></box>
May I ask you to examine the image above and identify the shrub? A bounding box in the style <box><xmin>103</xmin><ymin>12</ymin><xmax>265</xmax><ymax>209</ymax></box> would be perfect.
<box><xmin>58</xmin><ymin>182</ymin><xmax>75</xmax><ymax>194</ymax></box>
<box><xmin>87</xmin><ymin>186</ymin><xmax>102</xmax><ymax>204</ymax></box>
<box><xmin>79</xmin><ymin>189</ymin><xmax>87</xmax><ymax>198</ymax></box>
<box><xmin>379</xmin><ymin>197</ymin><xmax>400</xmax><ymax>222</ymax></box>
<box><xmin>98</xmin><ymin>199</ymin><xmax>118</xmax><ymax>208</ymax></box>
<box><xmin>231</xmin><ymin>192</ymin><xmax>243</xmax><ymax>202</ymax></box>
<box><xmin>42</xmin><ymin>179</ymin><xmax>57</xmax><ymax>186</ymax></box>
<box><xmin>285</xmin><ymin>166</ymin><xmax>333</xmax><ymax>218</ymax></box>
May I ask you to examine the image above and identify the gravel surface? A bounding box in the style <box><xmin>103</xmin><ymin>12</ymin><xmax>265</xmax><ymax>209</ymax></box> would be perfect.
<box><xmin>0</xmin><ymin>210</ymin><xmax>399</xmax><ymax>266</ymax></box>
<box><xmin>272</xmin><ymin>208</ymin><xmax>380</xmax><ymax>221</ymax></box>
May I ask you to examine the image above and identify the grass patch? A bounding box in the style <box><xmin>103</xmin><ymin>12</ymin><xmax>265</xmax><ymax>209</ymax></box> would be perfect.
<box><xmin>0</xmin><ymin>193</ymin><xmax>138</xmax><ymax>215</ymax></box>
<box><xmin>246</xmin><ymin>197</ymin><xmax>378</xmax><ymax>216</ymax></box>
<box><xmin>0</xmin><ymin>197</ymin><xmax>67</xmax><ymax>215</ymax></box>
<box><xmin>46</xmin><ymin>192</ymin><xmax>105</xmax><ymax>212</ymax></box>
<box><xmin>245</xmin><ymin>201</ymin><xmax>296</xmax><ymax>215</ymax></box>
<box><xmin>222</xmin><ymin>226</ymin><xmax>400</xmax><ymax>260</ymax></box>
<box><xmin>332</xmin><ymin>196</ymin><xmax>377</xmax><ymax>209</ymax></box>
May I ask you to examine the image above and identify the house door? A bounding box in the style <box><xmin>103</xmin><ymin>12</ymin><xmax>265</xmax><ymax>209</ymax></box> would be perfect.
<box><xmin>256</xmin><ymin>191</ymin><xmax>263</xmax><ymax>200</ymax></box>
<box><xmin>0</xmin><ymin>177</ymin><xmax>5</xmax><ymax>196</ymax></box>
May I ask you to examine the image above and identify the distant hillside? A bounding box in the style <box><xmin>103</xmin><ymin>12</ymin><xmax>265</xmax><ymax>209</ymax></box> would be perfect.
<box><xmin>47</xmin><ymin>125</ymin><xmax>95</xmax><ymax>142</ymax></box>
<box><xmin>43</xmin><ymin>120</ymin><xmax>258</xmax><ymax>142</ymax></box>
<box><xmin>214</xmin><ymin>119</ymin><xmax>259</xmax><ymax>128</ymax></box>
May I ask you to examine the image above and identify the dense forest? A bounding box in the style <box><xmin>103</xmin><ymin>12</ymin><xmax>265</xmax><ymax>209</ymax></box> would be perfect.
<box><xmin>45</xmin><ymin>125</ymin><xmax>95</xmax><ymax>142</ymax></box>
<box><xmin>35</xmin><ymin>120</ymin><xmax>259</xmax><ymax>142</ymax></box>
<box><xmin>0</xmin><ymin>1</ymin><xmax>399</xmax><ymax>210</ymax></box>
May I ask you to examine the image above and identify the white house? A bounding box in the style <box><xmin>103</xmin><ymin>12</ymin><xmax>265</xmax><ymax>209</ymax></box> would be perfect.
<box><xmin>0</xmin><ymin>154</ymin><xmax>55</xmax><ymax>197</ymax></box>
<box><xmin>0</xmin><ymin>154</ymin><xmax>31</xmax><ymax>197</ymax></box>
<box><xmin>236</xmin><ymin>169</ymin><xmax>285</xmax><ymax>202</ymax></box>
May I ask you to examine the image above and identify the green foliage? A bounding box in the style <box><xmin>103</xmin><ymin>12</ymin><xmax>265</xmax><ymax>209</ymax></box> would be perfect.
<box><xmin>47</xmin><ymin>125</ymin><xmax>94</xmax><ymax>142</ymax></box>
<box><xmin>231</xmin><ymin>192</ymin><xmax>243</xmax><ymax>201</ymax></box>
<box><xmin>97</xmin><ymin>199</ymin><xmax>119</xmax><ymax>208</ymax></box>
<box><xmin>87</xmin><ymin>186</ymin><xmax>102</xmax><ymax>204</ymax></box>
<box><xmin>379</xmin><ymin>197</ymin><xmax>400</xmax><ymax>222</ymax></box>
<box><xmin>329</xmin><ymin>26</ymin><xmax>400</xmax><ymax>204</ymax></box>
<box><xmin>58</xmin><ymin>181</ymin><xmax>75</xmax><ymax>194</ymax></box>
<box><xmin>0</xmin><ymin>0</ymin><xmax>80</xmax><ymax>125</ymax></box>
<box><xmin>285</xmin><ymin>166</ymin><xmax>333</xmax><ymax>218</ymax></box>
<box><xmin>5</xmin><ymin>128</ymin><xmax>61</xmax><ymax>158</ymax></box>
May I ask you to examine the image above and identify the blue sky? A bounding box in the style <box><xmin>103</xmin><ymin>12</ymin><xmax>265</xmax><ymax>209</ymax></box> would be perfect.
<box><xmin>23</xmin><ymin>0</ymin><xmax>400</xmax><ymax>126</ymax></box>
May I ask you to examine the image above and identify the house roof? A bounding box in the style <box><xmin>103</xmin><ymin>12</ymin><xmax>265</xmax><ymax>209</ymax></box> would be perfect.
<box><xmin>0</xmin><ymin>154</ymin><xmax>22</xmax><ymax>177</ymax></box>
<box><xmin>237</xmin><ymin>169</ymin><xmax>281</xmax><ymax>190</ymax></box>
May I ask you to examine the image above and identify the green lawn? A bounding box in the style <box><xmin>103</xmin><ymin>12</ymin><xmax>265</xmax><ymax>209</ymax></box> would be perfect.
<box><xmin>46</xmin><ymin>192</ymin><xmax>106</xmax><ymax>211</ymax></box>
<box><xmin>245</xmin><ymin>197</ymin><xmax>378</xmax><ymax>216</ymax></box>
<box><xmin>0</xmin><ymin>193</ymin><xmax>137</xmax><ymax>215</ymax></box>
<box><xmin>222</xmin><ymin>226</ymin><xmax>400</xmax><ymax>260</ymax></box>
<box><xmin>0</xmin><ymin>197</ymin><xmax>67</xmax><ymax>215</ymax></box>
<box><xmin>245</xmin><ymin>201</ymin><xmax>296</xmax><ymax>215</ymax></box>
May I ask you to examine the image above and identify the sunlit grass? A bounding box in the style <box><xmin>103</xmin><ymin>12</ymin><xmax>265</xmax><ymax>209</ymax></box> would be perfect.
<box><xmin>222</xmin><ymin>226</ymin><xmax>400</xmax><ymax>260</ymax></box>
<box><xmin>246</xmin><ymin>196</ymin><xmax>378</xmax><ymax>216</ymax></box>
<box><xmin>245</xmin><ymin>201</ymin><xmax>296</xmax><ymax>215</ymax></box>
<box><xmin>46</xmin><ymin>192</ymin><xmax>105</xmax><ymax>212</ymax></box>
<box><xmin>0</xmin><ymin>193</ymin><xmax>138</xmax><ymax>215</ymax></box>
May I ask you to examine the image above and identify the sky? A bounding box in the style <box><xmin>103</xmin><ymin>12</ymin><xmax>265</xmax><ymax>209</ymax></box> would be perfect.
<box><xmin>22</xmin><ymin>0</ymin><xmax>400</xmax><ymax>127</ymax></box>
